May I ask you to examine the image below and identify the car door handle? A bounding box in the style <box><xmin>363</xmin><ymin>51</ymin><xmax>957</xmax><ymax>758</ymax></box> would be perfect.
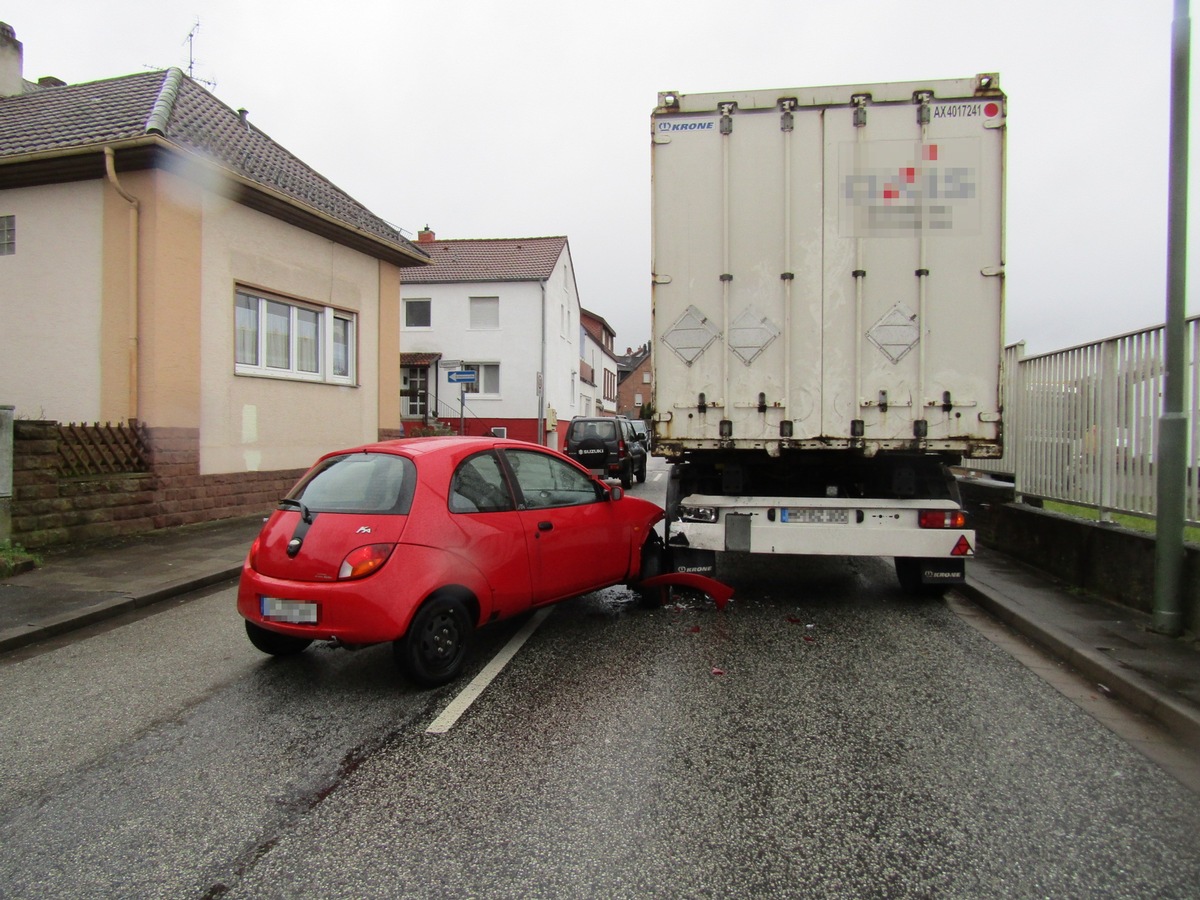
<box><xmin>537</xmin><ymin>521</ymin><xmax>554</xmax><ymax>532</ymax></box>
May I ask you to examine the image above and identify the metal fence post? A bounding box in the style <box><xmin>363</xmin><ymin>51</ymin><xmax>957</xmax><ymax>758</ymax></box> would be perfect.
<box><xmin>0</xmin><ymin>405</ymin><xmax>13</xmax><ymax>543</ymax></box>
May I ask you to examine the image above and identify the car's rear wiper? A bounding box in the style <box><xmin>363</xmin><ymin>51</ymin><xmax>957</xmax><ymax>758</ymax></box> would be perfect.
<box><xmin>279</xmin><ymin>497</ymin><xmax>313</xmax><ymax>524</ymax></box>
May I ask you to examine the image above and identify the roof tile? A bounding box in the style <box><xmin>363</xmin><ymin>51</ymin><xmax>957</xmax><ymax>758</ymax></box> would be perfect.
<box><xmin>401</xmin><ymin>236</ymin><xmax>568</xmax><ymax>284</ymax></box>
<box><xmin>0</xmin><ymin>69</ymin><xmax>425</xmax><ymax>259</ymax></box>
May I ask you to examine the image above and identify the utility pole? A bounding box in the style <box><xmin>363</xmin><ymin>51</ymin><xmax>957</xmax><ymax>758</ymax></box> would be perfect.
<box><xmin>1153</xmin><ymin>0</ymin><xmax>1191</xmax><ymax>636</ymax></box>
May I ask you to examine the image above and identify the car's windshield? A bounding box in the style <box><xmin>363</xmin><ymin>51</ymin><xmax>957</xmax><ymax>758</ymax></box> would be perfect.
<box><xmin>287</xmin><ymin>452</ymin><xmax>416</xmax><ymax>515</ymax></box>
<box><xmin>570</xmin><ymin>420</ymin><xmax>616</xmax><ymax>441</ymax></box>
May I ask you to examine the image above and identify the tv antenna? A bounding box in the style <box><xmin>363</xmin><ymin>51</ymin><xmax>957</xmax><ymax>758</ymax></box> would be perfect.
<box><xmin>182</xmin><ymin>18</ymin><xmax>216</xmax><ymax>88</ymax></box>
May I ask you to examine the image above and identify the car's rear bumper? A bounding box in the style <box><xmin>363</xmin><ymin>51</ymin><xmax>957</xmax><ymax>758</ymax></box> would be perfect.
<box><xmin>237</xmin><ymin>563</ymin><xmax>413</xmax><ymax>646</ymax></box>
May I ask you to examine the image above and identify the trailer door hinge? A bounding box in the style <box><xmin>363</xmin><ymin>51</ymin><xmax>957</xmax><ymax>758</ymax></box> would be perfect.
<box><xmin>720</xmin><ymin>103</ymin><xmax>735</xmax><ymax>135</ymax></box>
<box><xmin>852</xmin><ymin>94</ymin><xmax>869</xmax><ymax>128</ymax></box>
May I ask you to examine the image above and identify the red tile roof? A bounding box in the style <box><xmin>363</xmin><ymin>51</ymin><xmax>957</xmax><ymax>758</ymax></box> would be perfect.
<box><xmin>401</xmin><ymin>352</ymin><xmax>442</xmax><ymax>367</ymax></box>
<box><xmin>401</xmin><ymin>236</ymin><xmax>568</xmax><ymax>284</ymax></box>
<box><xmin>0</xmin><ymin>69</ymin><xmax>426</xmax><ymax>263</ymax></box>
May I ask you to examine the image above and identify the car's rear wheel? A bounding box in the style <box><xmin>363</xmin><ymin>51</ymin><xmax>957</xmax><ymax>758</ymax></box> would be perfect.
<box><xmin>636</xmin><ymin>459</ymin><xmax>647</xmax><ymax>483</ymax></box>
<box><xmin>620</xmin><ymin>462</ymin><xmax>633</xmax><ymax>489</ymax></box>
<box><xmin>395</xmin><ymin>595</ymin><xmax>474</xmax><ymax>687</ymax></box>
<box><xmin>245</xmin><ymin>621</ymin><xmax>313</xmax><ymax>656</ymax></box>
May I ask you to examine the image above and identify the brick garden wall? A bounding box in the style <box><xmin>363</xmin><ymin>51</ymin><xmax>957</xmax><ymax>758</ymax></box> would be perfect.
<box><xmin>11</xmin><ymin>421</ymin><xmax>304</xmax><ymax>549</ymax></box>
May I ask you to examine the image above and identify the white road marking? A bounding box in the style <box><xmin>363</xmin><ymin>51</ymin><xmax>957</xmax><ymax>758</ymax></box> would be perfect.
<box><xmin>425</xmin><ymin>607</ymin><xmax>553</xmax><ymax>734</ymax></box>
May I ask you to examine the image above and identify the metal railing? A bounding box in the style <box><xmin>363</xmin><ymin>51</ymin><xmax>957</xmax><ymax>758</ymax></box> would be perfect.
<box><xmin>967</xmin><ymin>317</ymin><xmax>1200</xmax><ymax>526</ymax></box>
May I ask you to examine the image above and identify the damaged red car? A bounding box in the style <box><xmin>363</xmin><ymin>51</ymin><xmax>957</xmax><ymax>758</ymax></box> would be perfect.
<box><xmin>237</xmin><ymin>437</ymin><xmax>670</xmax><ymax>687</ymax></box>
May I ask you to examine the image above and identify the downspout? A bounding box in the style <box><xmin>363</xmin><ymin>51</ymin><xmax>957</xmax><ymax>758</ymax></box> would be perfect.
<box><xmin>538</xmin><ymin>279</ymin><xmax>547</xmax><ymax>445</ymax></box>
<box><xmin>104</xmin><ymin>146</ymin><xmax>140</xmax><ymax>423</ymax></box>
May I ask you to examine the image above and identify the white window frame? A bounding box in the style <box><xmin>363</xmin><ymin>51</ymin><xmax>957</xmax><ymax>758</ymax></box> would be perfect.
<box><xmin>404</xmin><ymin>298</ymin><xmax>432</xmax><ymax>329</ymax></box>
<box><xmin>0</xmin><ymin>215</ymin><xmax>14</xmax><ymax>256</ymax></box>
<box><xmin>462</xmin><ymin>362</ymin><xmax>500</xmax><ymax>397</ymax></box>
<box><xmin>469</xmin><ymin>296</ymin><xmax>499</xmax><ymax>330</ymax></box>
<box><xmin>235</xmin><ymin>288</ymin><xmax>356</xmax><ymax>385</ymax></box>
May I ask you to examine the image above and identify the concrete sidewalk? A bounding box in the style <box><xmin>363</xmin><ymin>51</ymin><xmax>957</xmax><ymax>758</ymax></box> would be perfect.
<box><xmin>0</xmin><ymin>516</ymin><xmax>263</xmax><ymax>652</ymax></box>
<box><xmin>1</xmin><ymin>517</ymin><xmax>1198</xmax><ymax>750</ymax></box>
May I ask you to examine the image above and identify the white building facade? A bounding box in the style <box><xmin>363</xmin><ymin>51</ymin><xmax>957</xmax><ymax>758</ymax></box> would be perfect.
<box><xmin>399</xmin><ymin>231</ymin><xmax>583</xmax><ymax>448</ymax></box>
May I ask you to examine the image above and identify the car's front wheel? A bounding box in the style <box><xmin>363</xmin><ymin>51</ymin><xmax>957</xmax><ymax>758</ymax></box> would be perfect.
<box><xmin>245</xmin><ymin>621</ymin><xmax>313</xmax><ymax>656</ymax></box>
<box><xmin>395</xmin><ymin>595</ymin><xmax>474</xmax><ymax>687</ymax></box>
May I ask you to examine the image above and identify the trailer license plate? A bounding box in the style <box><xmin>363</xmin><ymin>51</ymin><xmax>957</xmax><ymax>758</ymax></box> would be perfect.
<box><xmin>781</xmin><ymin>508</ymin><xmax>849</xmax><ymax>525</ymax></box>
<box><xmin>261</xmin><ymin>597</ymin><xmax>318</xmax><ymax>624</ymax></box>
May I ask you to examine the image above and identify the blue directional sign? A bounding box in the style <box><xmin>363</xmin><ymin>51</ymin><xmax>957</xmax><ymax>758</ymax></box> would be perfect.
<box><xmin>447</xmin><ymin>370</ymin><xmax>477</xmax><ymax>384</ymax></box>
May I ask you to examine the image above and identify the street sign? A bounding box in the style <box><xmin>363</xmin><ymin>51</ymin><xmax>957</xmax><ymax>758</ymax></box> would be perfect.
<box><xmin>447</xmin><ymin>370</ymin><xmax>477</xmax><ymax>384</ymax></box>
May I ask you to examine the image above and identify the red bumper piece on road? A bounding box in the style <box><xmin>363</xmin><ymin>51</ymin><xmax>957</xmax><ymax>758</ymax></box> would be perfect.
<box><xmin>638</xmin><ymin>573</ymin><xmax>735</xmax><ymax>611</ymax></box>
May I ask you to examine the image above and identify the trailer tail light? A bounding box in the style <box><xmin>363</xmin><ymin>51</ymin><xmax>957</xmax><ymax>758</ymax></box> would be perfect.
<box><xmin>918</xmin><ymin>509</ymin><xmax>968</xmax><ymax>529</ymax></box>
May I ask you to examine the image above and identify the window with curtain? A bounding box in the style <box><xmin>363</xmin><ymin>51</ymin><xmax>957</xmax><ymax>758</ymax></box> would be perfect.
<box><xmin>235</xmin><ymin>288</ymin><xmax>355</xmax><ymax>384</ymax></box>
<box><xmin>469</xmin><ymin>296</ymin><xmax>499</xmax><ymax>329</ymax></box>
<box><xmin>405</xmin><ymin>299</ymin><xmax>431</xmax><ymax>327</ymax></box>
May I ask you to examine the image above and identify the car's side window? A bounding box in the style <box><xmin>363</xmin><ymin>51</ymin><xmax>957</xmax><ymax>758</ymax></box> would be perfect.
<box><xmin>449</xmin><ymin>452</ymin><xmax>514</xmax><ymax>513</ymax></box>
<box><xmin>504</xmin><ymin>450</ymin><xmax>599</xmax><ymax>509</ymax></box>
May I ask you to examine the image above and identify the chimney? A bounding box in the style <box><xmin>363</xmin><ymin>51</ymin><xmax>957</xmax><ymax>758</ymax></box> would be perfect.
<box><xmin>417</xmin><ymin>225</ymin><xmax>436</xmax><ymax>244</ymax></box>
<box><xmin>0</xmin><ymin>23</ymin><xmax>24</xmax><ymax>98</ymax></box>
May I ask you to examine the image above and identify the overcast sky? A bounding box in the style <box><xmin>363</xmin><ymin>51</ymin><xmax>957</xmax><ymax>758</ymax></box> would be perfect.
<box><xmin>6</xmin><ymin>0</ymin><xmax>1197</xmax><ymax>355</ymax></box>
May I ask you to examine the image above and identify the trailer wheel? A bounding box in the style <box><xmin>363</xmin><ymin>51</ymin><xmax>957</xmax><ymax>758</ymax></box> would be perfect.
<box><xmin>894</xmin><ymin>558</ymin><xmax>947</xmax><ymax>598</ymax></box>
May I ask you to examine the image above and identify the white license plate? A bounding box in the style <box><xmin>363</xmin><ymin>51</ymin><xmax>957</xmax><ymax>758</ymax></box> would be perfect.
<box><xmin>261</xmin><ymin>597</ymin><xmax>318</xmax><ymax>624</ymax></box>
<box><xmin>781</xmin><ymin>508</ymin><xmax>849</xmax><ymax>525</ymax></box>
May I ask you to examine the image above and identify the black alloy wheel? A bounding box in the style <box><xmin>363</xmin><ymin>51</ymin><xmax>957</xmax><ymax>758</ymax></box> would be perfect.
<box><xmin>395</xmin><ymin>595</ymin><xmax>473</xmax><ymax>687</ymax></box>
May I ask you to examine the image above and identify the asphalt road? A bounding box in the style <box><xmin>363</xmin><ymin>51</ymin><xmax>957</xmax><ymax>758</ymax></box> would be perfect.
<box><xmin>2</xmin><ymin>461</ymin><xmax>1199</xmax><ymax>899</ymax></box>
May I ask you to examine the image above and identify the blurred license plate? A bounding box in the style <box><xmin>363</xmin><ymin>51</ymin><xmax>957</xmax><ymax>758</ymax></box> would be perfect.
<box><xmin>261</xmin><ymin>597</ymin><xmax>318</xmax><ymax>624</ymax></box>
<box><xmin>781</xmin><ymin>508</ymin><xmax>849</xmax><ymax>525</ymax></box>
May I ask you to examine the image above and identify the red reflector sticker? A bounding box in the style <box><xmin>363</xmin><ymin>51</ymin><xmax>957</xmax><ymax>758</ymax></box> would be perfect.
<box><xmin>951</xmin><ymin>535</ymin><xmax>974</xmax><ymax>557</ymax></box>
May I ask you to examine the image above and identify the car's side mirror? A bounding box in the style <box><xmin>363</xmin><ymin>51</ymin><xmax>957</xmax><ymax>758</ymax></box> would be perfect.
<box><xmin>609</xmin><ymin>485</ymin><xmax>624</xmax><ymax>501</ymax></box>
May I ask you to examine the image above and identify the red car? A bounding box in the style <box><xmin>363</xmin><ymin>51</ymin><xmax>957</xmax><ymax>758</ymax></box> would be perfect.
<box><xmin>237</xmin><ymin>437</ymin><xmax>668</xmax><ymax>687</ymax></box>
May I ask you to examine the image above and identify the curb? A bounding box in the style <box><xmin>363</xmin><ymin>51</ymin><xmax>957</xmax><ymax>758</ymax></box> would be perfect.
<box><xmin>0</xmin><ymin>566</ymin><xmax>242</xmax><ymax>655</ymax></box>
<box><xmin>958</xmin><ymin>580</ymin><xmax>1200</xmax><ymax>751</ymax></box>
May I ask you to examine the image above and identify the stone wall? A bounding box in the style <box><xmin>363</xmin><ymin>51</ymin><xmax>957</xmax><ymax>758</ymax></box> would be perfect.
<box><xmin>10</xmin><ymin>421</ymin><xmax>304</xmax><ymax>549</ymax></box>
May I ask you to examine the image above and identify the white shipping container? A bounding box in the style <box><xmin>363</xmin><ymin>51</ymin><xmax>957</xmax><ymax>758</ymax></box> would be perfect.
<box><xmin>651</xmin><ymin>75</ymin><xmax>1005</xmax><ymax>458</ymax></box>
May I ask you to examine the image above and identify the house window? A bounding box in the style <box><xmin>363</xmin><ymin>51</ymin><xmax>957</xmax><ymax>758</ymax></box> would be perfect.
<box><xmin>403</xmin><ymin>366</ymin><xmax>428</xmax><ymax>417</ymax></box>
<box><xmin>0</xmin><ymin>215</ymin><xmax>13</xmax><ymax>255</ymax></box>
<box><xmin>235</xmin><ymin>288</ymin><xmax>355</xmax><ymax>384</ymax></box>
<box><xmin>463</xmin><ymin>362</ymin><xmax>500</xmax><ymax>395</ymax></box>
<box><xmin>405</xmin><ymin>299</ymin><xmax>431</xmax><ymax>328</ymax></box>
<box><xmin>643</xmin><ymin>372</ymin><xmax>651</xmax><ymax>384</ymax></box>
<box><xmin>469</xmin><ymin>297</ymin><xmax>499</xmax><ymax>329</ymax></box>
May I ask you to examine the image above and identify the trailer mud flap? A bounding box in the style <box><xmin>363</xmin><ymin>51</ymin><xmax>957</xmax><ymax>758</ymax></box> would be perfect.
<box><xmin>670</xmin><ymin>547</ymin><xmax>717</xmax><ymax>577</ymax></box>
<box><xmin>919</xmin><ymin>559</ymin><xmax>966</xmax><ymax>585</ymax></box>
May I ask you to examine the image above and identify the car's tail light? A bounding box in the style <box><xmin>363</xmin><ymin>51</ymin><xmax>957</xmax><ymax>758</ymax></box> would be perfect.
<box><xmin>617</xmin><ymin>439</ymin><xmax>627</xmax><ymax>460</ymax></box>
<box><xmin>338</xmin><ymin>543</ymin><xmax>395</xmax><ymax>580</ymax></box>
<box><xmin>918</xmin><ymin>509</ymin><xmax>968</xmax><ymax>529</ymax></box>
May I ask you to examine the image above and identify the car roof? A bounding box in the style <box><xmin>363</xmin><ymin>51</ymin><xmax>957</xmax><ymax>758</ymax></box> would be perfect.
<box><xmin>313</xmin><ymin>436</ymin><xmax>549</xmax><ymax>465</ymax></box>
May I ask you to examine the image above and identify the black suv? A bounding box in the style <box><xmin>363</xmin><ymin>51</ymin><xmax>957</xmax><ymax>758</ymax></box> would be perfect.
<box><xmin>564</xmin><ymin>416</ymin><xmax>647</xmax><ymax>488</ymax></box>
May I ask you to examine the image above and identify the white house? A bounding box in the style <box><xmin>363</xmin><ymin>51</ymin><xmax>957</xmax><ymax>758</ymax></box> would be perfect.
<box><xmin>399</xmin><ymin>229</ymin><xmax>583</xmax><ymax>448</ymax></box>
<box><xmin>581</xmin><ymin>308</ymin><xmax>619</xmax><ymax>417</ymax></box>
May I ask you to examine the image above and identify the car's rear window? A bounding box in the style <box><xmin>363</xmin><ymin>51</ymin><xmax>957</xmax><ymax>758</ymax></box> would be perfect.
<box><xmin>288</xmin><ymin>453</ymin><xmax>416</xmax><ymax>515</ymax></box>
<box><xmin>569</xmin><ymin>420</ymin><xmax>617</xmax><ymax>442</ymax></box>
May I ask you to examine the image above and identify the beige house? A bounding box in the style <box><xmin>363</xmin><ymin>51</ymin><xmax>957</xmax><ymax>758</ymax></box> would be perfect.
<box><xmin>0</xmin><ymin>24</ymin><xmax>428</xmax><ymax>543</ymax></box>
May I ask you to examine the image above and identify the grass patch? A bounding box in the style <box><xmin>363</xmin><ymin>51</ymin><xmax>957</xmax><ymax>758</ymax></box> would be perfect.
<box><xmin>0</xmin><ymin>541</ymin><xmax>42</xmax><ymax>578</ymax></box>
<box><xmin>1041</xmin><ymin>500</ymin><xmax>1200</xmax><ymax>544</ymax></box>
